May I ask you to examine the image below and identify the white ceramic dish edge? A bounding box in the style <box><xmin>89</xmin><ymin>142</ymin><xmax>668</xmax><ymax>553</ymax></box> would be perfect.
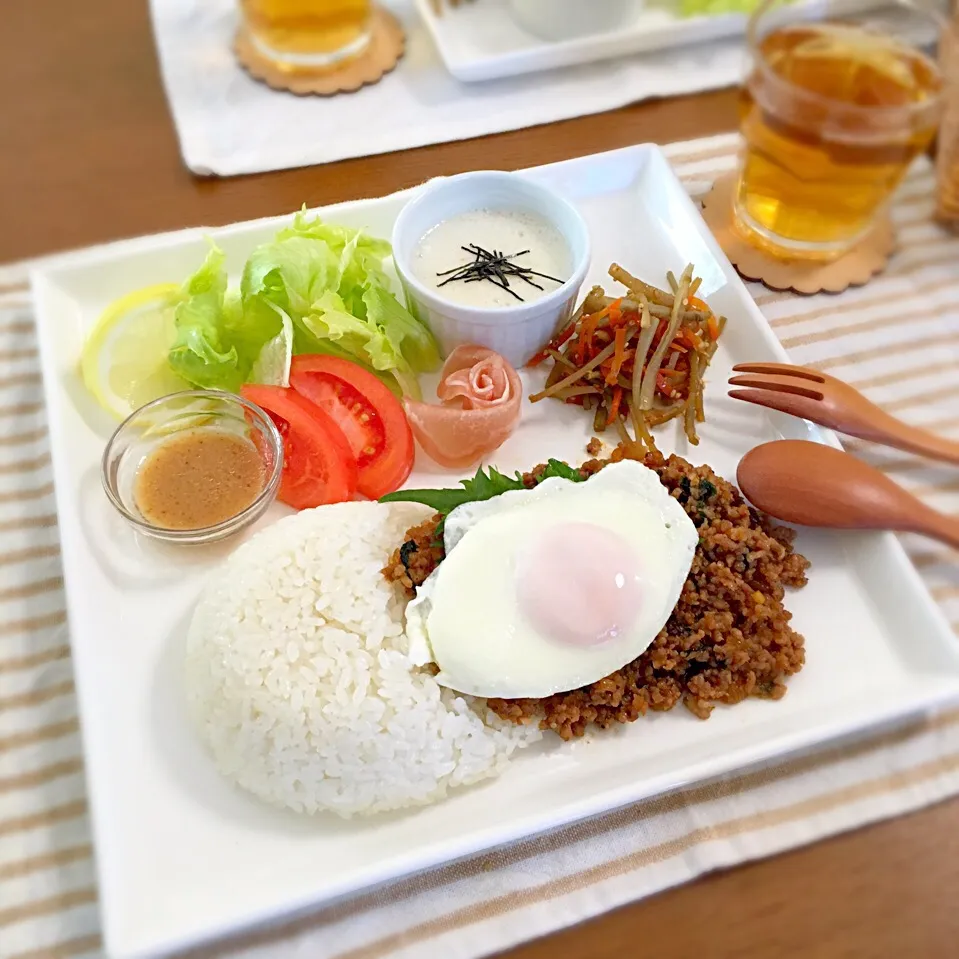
<box><xmin>415</xmin><ymin>0</ymin><xmax>893</xmax><ymax>83</ymax></box>
<box><xmin>29</xmin><ymin>144</ymin><xmax>959</xmax><ymax>959</ymax></box>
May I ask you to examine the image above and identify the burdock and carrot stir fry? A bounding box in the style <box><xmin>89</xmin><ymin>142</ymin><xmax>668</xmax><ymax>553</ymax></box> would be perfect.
<box><xmin>528</xmin><ymin>263</ymin><xmax>726</xmax><ymax>446</ymax></box>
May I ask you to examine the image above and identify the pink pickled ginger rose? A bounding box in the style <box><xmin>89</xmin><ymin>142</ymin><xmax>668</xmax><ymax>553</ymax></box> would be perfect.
<box><xmin>405</xmin><ymin>345</ymin><xmax>522</xmax><ymax>469</ymax></box>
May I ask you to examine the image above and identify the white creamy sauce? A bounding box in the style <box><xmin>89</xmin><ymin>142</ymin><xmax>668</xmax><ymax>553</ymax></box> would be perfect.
<box><xmin>411</xmin><ymin>209</ymin><xmax>570</xmax><ymax>309</ymax></box>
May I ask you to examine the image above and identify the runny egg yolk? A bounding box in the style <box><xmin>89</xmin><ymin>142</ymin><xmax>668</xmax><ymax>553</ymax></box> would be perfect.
<box><xmin>403</xmin><ymin>460</ymin><xmax>699</xmax><ymax>700</ymax></box>
<box><xmin>516</xmin><ymin>522</ymin><xmax>643</xmax><ymax>648</ymax></box>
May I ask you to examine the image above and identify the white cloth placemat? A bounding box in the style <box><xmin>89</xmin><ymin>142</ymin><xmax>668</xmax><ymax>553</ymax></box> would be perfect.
<box><xmin>2</xmin><ymin>134</ymin><xmax>959</xmax><ymax>959</ymax></box>
<box><xmin>151</xmin><ymin>0</ymin><xmax>748</xmax><ymax>176</ymax></box>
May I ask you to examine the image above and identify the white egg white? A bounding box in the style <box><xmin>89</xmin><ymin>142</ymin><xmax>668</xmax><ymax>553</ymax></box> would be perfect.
<box><xmin>405</xmin><ymin>460</ymin><xmax>698</xmax><ymax>698</ymax></box>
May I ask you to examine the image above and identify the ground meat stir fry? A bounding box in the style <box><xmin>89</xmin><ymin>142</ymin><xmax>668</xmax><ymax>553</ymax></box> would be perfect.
<box><xmin>383</xmin><ymin>446</ymin><xmax>808</xmax><ymax>741</ymax></box>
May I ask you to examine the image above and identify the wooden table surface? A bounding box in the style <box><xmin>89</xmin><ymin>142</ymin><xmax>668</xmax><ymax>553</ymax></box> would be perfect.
<box><xmin>3</xmin><ymin>1</ymin><xmax>958</xmax><ymax>956</ymax></box>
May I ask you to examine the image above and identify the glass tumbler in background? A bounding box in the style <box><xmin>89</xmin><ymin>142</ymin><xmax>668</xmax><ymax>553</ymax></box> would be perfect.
<box><xmin>735</xmin><ymin>0</ymin><xmax>944</xmax><ymax>261</ymax></box>
<box><xmin>240</xmin><ymin>0</ymin><xmax>372</xmax><ymax>70</ymax></box>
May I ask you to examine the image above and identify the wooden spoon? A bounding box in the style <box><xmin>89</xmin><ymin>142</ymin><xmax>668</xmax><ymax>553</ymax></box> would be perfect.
<box><xmin>737</xmin><ymin>440</ymin><xmax>959</xmax><ymax>550</ymax></box>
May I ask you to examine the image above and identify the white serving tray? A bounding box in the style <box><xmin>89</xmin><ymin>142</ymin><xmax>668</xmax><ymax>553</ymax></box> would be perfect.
<box><xmin>32</xmin><ymin>144</ymin><xmax>959</xmax><ymax>959</ymax></box>
<box><xmin>415</xmin><ymin>0</ymin><xmax>891</xmax><ymax>83</ymax></box>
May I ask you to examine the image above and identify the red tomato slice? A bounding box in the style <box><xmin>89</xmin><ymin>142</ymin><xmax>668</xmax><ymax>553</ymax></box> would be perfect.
<box><xmin>241</xmin><ymin>385</ymin><xmax>357</xmax><ymax>510</ymax></box>
<box><xmin>289</xmin><ymin>355</ymin><xmax>414</xmax><ymax>500</ymax></box>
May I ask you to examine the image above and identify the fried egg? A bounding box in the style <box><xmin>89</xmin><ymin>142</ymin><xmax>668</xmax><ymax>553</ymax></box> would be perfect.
<box><xmin>405</xmin><ymin>460</ymin><xmax>698</xmax><ymax>698</ymax></box>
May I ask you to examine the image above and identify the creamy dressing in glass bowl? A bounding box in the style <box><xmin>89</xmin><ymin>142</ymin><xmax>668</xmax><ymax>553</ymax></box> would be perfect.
<box><xmin>101</xmin><ymin>390</ymin><xmax>283</xmax><ymax>546</ymax></box>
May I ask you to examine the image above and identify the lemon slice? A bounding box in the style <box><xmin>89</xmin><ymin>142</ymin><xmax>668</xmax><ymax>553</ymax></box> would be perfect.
<box><xmin>81</xmin><ymin>284</ymin><xmax>192</xmax><ymax>420</ymax></box>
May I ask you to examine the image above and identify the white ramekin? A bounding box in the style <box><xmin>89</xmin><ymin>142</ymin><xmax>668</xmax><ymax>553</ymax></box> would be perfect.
<box><xmin>391</xmin><ymin>171</ymin><xmax>591</xmax><ymax>369</ymax></box>
<box><xmin>508</xmin><ymin>0</ymin><xmax>643</xmax><ymax>42</ymax></box>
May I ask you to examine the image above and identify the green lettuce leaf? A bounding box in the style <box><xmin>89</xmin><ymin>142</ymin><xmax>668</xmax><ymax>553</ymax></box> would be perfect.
<box><xmin>168</xmin><ymin>248</ymin><xmax>242</xmax><ymax>391</ymax></box>
<box><xmin>241</xmin><ymin>209</ymin><xmax>439</xmax><ymax>395</ymax></box>
<box><xmin>680</xmin><ymin>0</ymin><xmax>768</xmax><ymax>15</ymax></box>
<box><xmin>163</xmin><ymin>210</ymin><xmax>437</xmax><ymax>396</ymax></box>
<box><xmin>250</xmin><ymin>304</ymin><xmax>293</xmax><ymax>387</ymax></box>
<box><xmin>363</xmin><ymin>285</ymin><xmax>440</xmax><ymax>378</ymax></box>
<box><xmin>168</xmin><ymin>247</ymin><xmax>283</xmax><ymax>392</ymax></box>
<box><xmin>241</xmin><ymin>236</ymin><xmax>339</xmax><ymax>319</ymax></box>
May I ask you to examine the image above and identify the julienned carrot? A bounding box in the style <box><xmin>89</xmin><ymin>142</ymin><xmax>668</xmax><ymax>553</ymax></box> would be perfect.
<box><xmin>606</xmin><ymin>327</ymin><xmax>627</xmax><ymax>386</ymax></box>
<box><xmin>577</xmin><ymin>312</ymin><xmax>602</xmax><ymax>362</ymax></box>
<box><xmin>581</xmin><ymin>324</ymin><xmax>592</xmax><ymax>360</ymax></box>
<box><xmin>608</xmin><ymin>299</ymin><xmax>624</xmax><ymax>327</ymax></box>
<box><xmin>530</xmin><ymin>334</ymin><xmax>626</xmax><ymax>403</ymax></box>
<box><xmin>575</xmin><ymin>332</ymin><xmax>588</xmax><ymax>365</ymax></box>
<box><xmin>535</xmin><ymin>265</ymin><xmax>724</xmax><ymax>444</ymax></box>
<box><xmin>586</xmin><ymin>305</ymin><xmax>610</xmax><ymax>337</ymax></box>
<box><xmin>608</xmin><ymin>386</ymin><xmax>623</xmax><ymax>422</ymax></box>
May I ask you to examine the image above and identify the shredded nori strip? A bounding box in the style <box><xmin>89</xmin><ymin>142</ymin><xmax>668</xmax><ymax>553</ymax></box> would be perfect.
<box><xmin>435</xmin><ymin>244</ymin><xmax>564</xmax><ymax>302</ymax></box>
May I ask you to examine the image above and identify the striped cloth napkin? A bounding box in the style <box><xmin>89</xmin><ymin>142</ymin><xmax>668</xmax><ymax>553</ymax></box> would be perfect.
<box><xmin>2</xmin><ymin>132</ymin><xmax>958</xmax><ymax>959</ymax></box>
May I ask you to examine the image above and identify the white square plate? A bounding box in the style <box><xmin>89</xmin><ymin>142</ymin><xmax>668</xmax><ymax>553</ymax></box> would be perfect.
<box><xmin>32</xmin><ymin>144</ymin><xmax>959</xmax><ymax>959</ymax></box>
<box><xmin>415</xmin><ymin>0</ymin><xmax>885</xmax><ymax>83</ymax></box>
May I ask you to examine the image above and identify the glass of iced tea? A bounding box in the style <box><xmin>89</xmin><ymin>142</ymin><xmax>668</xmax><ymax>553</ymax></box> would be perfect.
<box><xmin>735</xmin><ymin>0</ymin><xmax>944</xmax><ymax>260</ymax></box>
<box><xmin>240</xmin><ymin>0</ymin><xmax>372</xmax><ymax>70</ymax></box>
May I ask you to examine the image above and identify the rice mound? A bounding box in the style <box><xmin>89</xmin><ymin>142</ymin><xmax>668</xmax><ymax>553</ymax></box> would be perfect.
<box><xmin>184</xmin><ymin>501</ymin><xmax>541</xmax><ymax>818</ymax></box>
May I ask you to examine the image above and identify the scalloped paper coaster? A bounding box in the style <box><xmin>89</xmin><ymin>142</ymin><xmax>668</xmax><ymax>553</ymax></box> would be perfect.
<box><xmin>701</xmin><ymin>172</ymin><xmax>895</xmax><ymax>296</ymax></box>
<box><xmin>234</xmin><ymin>5</ymin><xmax>405</xmax><ymax>97</ymax></box>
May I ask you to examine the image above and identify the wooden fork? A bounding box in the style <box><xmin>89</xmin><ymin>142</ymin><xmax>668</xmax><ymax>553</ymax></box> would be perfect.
<box><xmin>728</xmin><ymin>362</ymin><xmax>959</xmax><ymax>466</ymax></box>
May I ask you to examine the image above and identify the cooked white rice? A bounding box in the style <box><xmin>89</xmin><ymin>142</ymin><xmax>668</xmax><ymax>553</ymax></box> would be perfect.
<box><xmin>184</xmin><ymin>501</ymin><xmax>540</xmax><ymax>818</ymax></box>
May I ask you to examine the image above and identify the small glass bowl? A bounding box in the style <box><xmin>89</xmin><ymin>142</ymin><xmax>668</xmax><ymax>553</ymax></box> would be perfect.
<box><xmin>101</xmin><ymin>390</ymin><xmax>283</xmax><ymax>546</ymax></box>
